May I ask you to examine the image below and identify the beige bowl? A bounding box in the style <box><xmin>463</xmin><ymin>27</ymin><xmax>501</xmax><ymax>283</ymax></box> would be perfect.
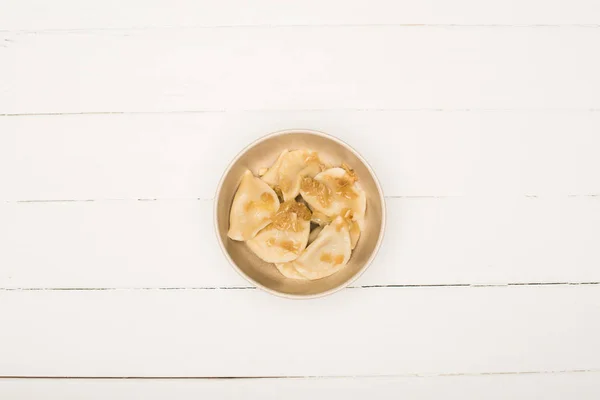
<box><xmin>214</xmin><ymin>129</ymin><xmax>386</xmax><ymax>298</ymax></box>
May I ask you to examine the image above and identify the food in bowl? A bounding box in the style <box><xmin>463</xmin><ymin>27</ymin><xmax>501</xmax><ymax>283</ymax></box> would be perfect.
<box><xmin>227</xmin><ymin>149</ymin><xmax>366</xmax><ymax>280</ymax></box>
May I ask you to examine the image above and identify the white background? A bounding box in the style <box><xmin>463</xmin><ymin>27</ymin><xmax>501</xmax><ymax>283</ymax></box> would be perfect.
<box><xmin>1</xmin><ymin>0</ymin><xmax>599</xmax><ymax>398</ymax></box>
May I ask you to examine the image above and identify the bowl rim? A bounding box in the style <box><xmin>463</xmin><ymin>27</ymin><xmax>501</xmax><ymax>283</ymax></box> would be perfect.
<box><xmin>213</xmin><ymin>128</ymin><xmax>387</xmax><ymax>299</ymax></box>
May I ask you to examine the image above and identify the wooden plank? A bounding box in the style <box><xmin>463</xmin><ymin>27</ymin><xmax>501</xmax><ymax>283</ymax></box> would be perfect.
<box><xmin>1</xmin><ymin>111</ymin><xmax>599</xmax><ymax>201</ymax></box>
<box><xmin>0</xmin><ymin>286</ymin><xmax>598</xmax><ymax>376</ymax></box>
<box><xmin>1</xmin><ymin>0</ymin><xmax>599</xmax><ymax>30</ymax></box>
<box><xmin>1</xmin><ymin>373</ymin><xmax>599</xmax><ymax>399</ymax></box>
<box><xmin>2</xmin><ymin>28</ymin><xmax>599</xmax><ymax>114</ymax></box>
<box><xmin>1</xmin><ymin>197</ymin><xmax>599</xmax><ymax>289</ymax></box>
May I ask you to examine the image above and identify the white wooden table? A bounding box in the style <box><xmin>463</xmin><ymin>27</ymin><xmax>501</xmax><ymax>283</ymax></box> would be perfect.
<box><xmin>1</xmin><ymin>1</ymin><xmax>599</xmax><ymax>398</ymax></box>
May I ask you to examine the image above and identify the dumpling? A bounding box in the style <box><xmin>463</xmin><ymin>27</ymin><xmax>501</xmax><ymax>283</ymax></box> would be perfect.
<box><xmin>293</xmin><ymin>216</ymin><xmax>352</xmax><ymax>280</ymax></box>
<box><xmin>310</xmin><ymin>209</ymin><xmax>359</xmax><ymax>249</ymax></box>
<box><xmin>278</xmin><ymin>150</ymin><xmax>323</xmax><ymax>201</ymax></box>
<box><xmin>260</xmin><ymin>150</ymin><xmax>288</xmax><ymax>186</ymax></box>
<box><xmin>299</xmin><ymin>166</ymin><xmax>366</xmax><ymax>226</ymax></box>
<box><xmin>275</xmin><ymin>262</ymin><xmax>308</xmax><ymax>280</ymax></box>
<box><xmin>348</xmin><ymin>220</ymin><xmax>361</xmax><ymax>250</ymax></box>
<box><xmin>246</xmin><ymin>201</ymin><xmax>311</xmax><ymax>263</ymax></box>
<box><xmin>272</xmin><ymin>223</ymin><xmax>322</xmax><ymax>280</ymax></box>
<box><xmin>299</xmin><ymin>165</ymin><xmax>366</xmax><ymax>234</ymax></box>
<box><xmin>308</xmin><ymin>225</ymin><xmax>324</xmax><ymax>244</ymax></box>
<box><xmin>227</xmin><ymin>170</ymin><xmax>280</xmax><ymax>241</ymax></box>
<box><xmin>339</xmin><ymin>208</ymin><xmax>361</xmax><ymax>250</ymax></box>
<box><xmin>310</xmin><ymin>210</ymin><xmax>331</xmax><ymax>226</ymax></box>
<box><xmin>260</xmin><ymin>149</ymin><xmax>324</xmax><ymax>201</ymax></box>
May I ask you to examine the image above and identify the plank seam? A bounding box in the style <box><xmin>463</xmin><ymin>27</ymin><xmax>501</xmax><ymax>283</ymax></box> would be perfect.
<box><xmin>3</xmin><ymin>195</ymin><xmax>599</xmax><ymax>204</ymax></box>
<box><xmin>3</xmin><ymin>108</ymin><xmax>600</xmax><ymax>117</ymax></box>
<box><xmin>3</xmin><ymin>196</ymin><xmax>454</xmax><ymax>204</ymax></box>
<box><xmin>1</xmin><ymin>369</ymin><xmax>598</xmax><ymax>380</ymax></box>
<box><xmin>2</xmin><ymin>23</ymin><xmax>600</xmax><ymax>35</ymax></box>
<box><xmin>0</xmin><ymin>282</ymin><xmax>598</xmax><ymax>291</ymax></box>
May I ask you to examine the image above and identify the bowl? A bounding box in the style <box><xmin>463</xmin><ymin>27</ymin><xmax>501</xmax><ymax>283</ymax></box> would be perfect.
<box><xmin>214</xmin><ymin>129</ymin><xmax>386</xmax><ymax>298</ymax></box>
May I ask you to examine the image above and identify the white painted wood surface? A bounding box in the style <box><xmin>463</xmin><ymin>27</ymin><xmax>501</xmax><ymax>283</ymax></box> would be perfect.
<box><xmin>2</xmin><ymin>197</ymin><xmax>600</xmax><ymax>288</ymax></box>
<box><xmin>1</xmin><ymin>286</ymin><xmax>599</xmax><ymax>376</ymax></box>
<box><xmin>1</xmin><ymin>373</ymin><xmax>599</xmax><ymax>400</ymax></box>
<box><xmin>2</xmin><ymin>0</ymin><xmax>600</xmax><ymax>30</ymax></box>
<box><xmin>1</xmin><ymin>0</ymin><xmax>599</xmax><ymax>397</ymax></box>
<box><xmin>2</xmin><ymin>28</ymin><xmax>600</xmax><ymax>114</ymax></box>
<box><xmin>2</xmin><ymin>111</ymin><xmax>600</xmax><ymax>199</ymax></box>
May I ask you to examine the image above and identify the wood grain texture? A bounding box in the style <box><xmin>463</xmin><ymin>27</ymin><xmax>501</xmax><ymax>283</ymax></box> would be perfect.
<box><xmin>2</xmin><ymin>0</ymin><xmax>600</xmax><ymax>390</ymax></box>
<box><xmin>2</xmin><ymin>111</ymin><xmax>599</xmax><ymax>201</ymax></box>
<box><xmin>1</xmin><ymin>373</ymin><xmax>600</xmax><ymax>399</ymax></box>
<box><xmin>2</xmin><ymin>28</ymin><xmax>599</xmax><ymax>114</ymax></box>
<box><xmin>0</xmin><ymin>286</ymin><xmax>598</xmax><ymax>376</ymax></box>
<box><xmin>1</xmin><ymin>197</ymin><xmax>599</xmax><ymax>288</ymax></box>
<box><xmin>1</xmin><ymin>0</ymin><xmax>599</xmax><ymax>30</ymax></box>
